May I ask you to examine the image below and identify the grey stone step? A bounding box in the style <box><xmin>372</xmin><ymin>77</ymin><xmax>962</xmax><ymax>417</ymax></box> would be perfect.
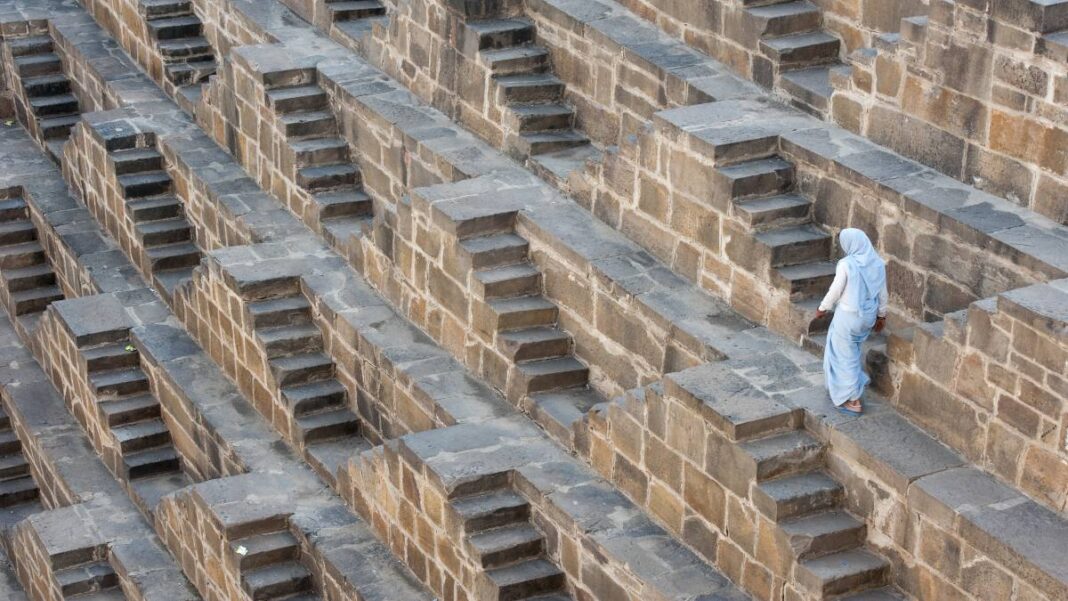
<box><xmin>54</xmin><ymin>560</ymin><xmax>117</xmax><ymax>597</ymax></box>
<box><xmin>460</xmin><ymin>233</ymin><xmax>529</xmax><ymax>270</ymax></box>
<box><xmin>315</xmin><ymin>189</ymin><xmax>372</xmax><ymax>220</ymax></box>
<box><xmin>22</xmin><ymin>73</ymin><xmax>71</xmax><ymax>97</ymax></box>
<box><xmin>267</xmin><ymin>84</ymin><xmax>328</xmax><ymax>113</ymax></box>
<box><xmin>118</xmin><ymin>171</ymin><xmax>173</xmax><ymax>198</ymax></box>
<box><xmin>38</xmin><ymin>114</ymin><xmax>81</xmax><ymax>139</ymax></box>
<box><xmin>739</xmin><ymin>430</ymin><xmax>825</xmax><ymax>482</ymax></box>
<box><xmin>0</xmin><ymin>453</ymin><xmax>29</xmax><ymax>480</ymax></box>
<box><xmin>163</xmin><ymin>58</ymin><xmax>216</xmax><ymax>86</ymax></box>
<box><xmin>297</xmin><ymin>163</ymin><xmax>360</xmax><ymax>192</ymax></box>
<box><xmin>146</xmin><ymin>15</ymin><xmax>203</xmax><ymax>40</ymax></box>
<box><xmin>15</xmin><ymin>53</ymin><xmax>61</xmax><ymax>77</ymax></box>
<box><xmin>157</xmin><ymin>36</ymin><xmax>213</xmax><ymax>60</ymax></box>
<box><xmin>454</xmin><ymin>489</ymin><xmax>530</xmax><ymax>532</ymax></box>
<box><xmin>8</xmin><ymin>35</ymin><xmax>53</xmax><ymax>57</ymax></box>
<box><xmin>495</xmin><ymin>73</ymin><xmax>566</xmax><ymax>104</ymax></box>
<box><xmin>100</xmin><ymin>394</ymin><xmax>162</xmax><ymax>427</ymax></box>
<box><xmin>128</xmin><ymin>196</ymin><xmax>183</xmax><ymax>222</ymax></box>
<box><xmin>232</xmin><ymin>530</ymin><xmax>300</xmax><ymax>570</ymax></box>
<box><xmin>248</xmin><ymin>295</ymin><xmax>312</xmax><ymax>328</ymax></box>
<box><xmin>468</xmin><ymin>18</ymin><xmax>535</xmax><ymax>51</ymax></box>
<box><xmin>716</xmin><ymin>156</ymin><xmax>795</xmax><ymax>199</ymax></box>
<box><xmin>114</xmin><ymin>418</ymin><xmax>172</xmax><ymax>453</ymax></box>
<box><xmin>760</xmin><ymin>31</ymin><xmax>841</xmax><ymax>67</ymax></box>
<box><xmin>515</xmin><ymin>129</ymin><xmax>590</xmax><ymax>156</ymax></box>
<box><xmin>269</xmin><ymin>352</ymin><xmax>335</xmax><ymax>387</ymax></box>
<box><xmin>0</xmin><ymin>474</ymin><xmax>38</xmax><ymax>507</ymax></box>
<box><xmin>507</xmin><ymin>103</ymin><xmax>575</xmax><ymax>133</ymax></box>
<box><xmin>258</xmin><ymin>323</ymin><xmax>324</xmax><ymax>358</ymax></box>
<box><xmin>62</xmin><ymin>588</ymin><xmax>126</xmax><ymax>601</ymax></box>
<box><xmin>780</xmin><ymin>65</ymin><xmax>835</xmax><ymax>114</ymax></box>
<box><xmin>838</xmin><ymin>587</ymin><xmax>906</xmax><ymax>600</ymax></box>
<box><xmin>28</xmin><ymin>93</ymin><xmax>78</xmax><ymax>117</ymax></box>
<box><xmin>795</xmin><ymin>549</ymin><xmax>890</xmax><ymax>597</ymax></box>
<box><xmin>10</xmin><ymin>285</ymin><xmax>62</xmax><ymax>315</ymax></box>
<box><xmin>135</xmin><ymin>217</ymin><xmax>193</xmax><ymax>247</ymax></box>
<box><xmin>497</xmin><ymin>326</ymin><xmax>571</xmax><ymax>362</ymax></box>
<box><xmin>754</xmin><ymin>224</ymin><xmax>832</xmax><ymax>267</ymax></box>
<box><xmin>0</xmin><ymin>198</ymin><xmax>28</xmax><ymax>221</ymax></box>
<box><xmin>772</xmin><ymin>260</ymin><xmax>838</xmax><ymax>299</ymax></box>
<box><xmin>486</xmin><ymin>296</ymin><xmax>558</xmax><ymax>331</ymax></box>
<box><xmin>0</xmin><ymin>220</ymin><xmax>37</xmax><ymax>246</ymax></box>
<box><xmin>109</xmin><ymin>147</ymin><xmax>164</xmax><ymax>175</ymax></box>
<box><xmin>0</xmin><ymin>240</ymin><xmax>45</xmax><ymax>269</ymax></box>
<box><xmin>0</xmin><ymin>430</ymin><xmax>19</xmax><ymax>455</ymax></box>
<box><xmin>82</xmin><ymin>342</ymin><xmax>140</xmax><ymax>372</ymax></box>
<box><xmin>486</xmin><ymin>558</ymin><xmax>565</xmax><ymax>601</ymax></box>
<box><xmin>734</xmin><ymin>193</ymin><xmax>811</xmax><ymax>228</ymax></box>
<box><xmin>290</xmin><ymin>136</ymin><xmax>349</xmax><ymax>167</ymax></box>
<box><xmin>468</xmin><ymin>523</ymin><xmax>545</xmax><ymax>568</ymax></box>
<box><xmin>90</xmin><ymin>367</ymin><xmax>151</xmax><ymax>398</ymax></box>
<box><xmin>780</xmin><ymin>509</ymin><xmax>867</xmax><ymax>559</ymax></box>
<box><xmin>280</xmin><ymin>110</ymin><xmax>338</xmax><ymax>138</ymax></box>
<box><xmin>327</xmin><ymin>0</ymin><xmax>387</xmax><ymax>21</ymax></box>
<box><xmin>482</xmin><ymin>46</ymin><xmax>550</xmax><ymax>76</ymax></box>
<box><xmin>745</xmin><ymin>1</ymin><xmax>822</xmax><ymax>37</ymax></box>
<box><xmin>516</xmin><ymin>356</ymin><xmax>589</xmax><ymax>394</ymax></box>
<box><xmin>241</xmin><ymin>561</ymin><xmax>313</xmax><ymax>600</ymax></box>
<box><xmin>474</xmin><ymin>263</ymin><xmax>542</xmax><ymax>299</ymax></box>
<box><xmin>146</xmin><ymin>241</ymin><xmax>201</xmax><ymax>271</ymax></box>
<box><xmin>124</xmin><ymin>445</ymin><xmax>180</xmax><ymax>479</ymax></box>
<box><xmin>753</xmin><ymin>471</ymin><xmax>844</xmax><ymax>521</ymax></box>
<box><xmin>283</xmin><ymin>379</ymin><xmax>347</xmax><ymax>416</ymax></box>
<box><xmin>741</xmin><ymin>0</ymin><xmax>798</xmax><ymax>6</ymax></box>
<box><xmin>297</xmin><ymin>406</ymin><xmax>360</xmax><ymax>443</ymax></box>
<box><xmin>140</xmin><ymin>0</ymin><xmax>193</xmax><ymax>18</ymax></box>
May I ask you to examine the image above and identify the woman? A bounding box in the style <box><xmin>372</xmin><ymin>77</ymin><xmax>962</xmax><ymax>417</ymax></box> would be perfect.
<box><xmin>815</xmin><ymin>228</ymin><xmax>888</xmax><ymax>415</ymax></box>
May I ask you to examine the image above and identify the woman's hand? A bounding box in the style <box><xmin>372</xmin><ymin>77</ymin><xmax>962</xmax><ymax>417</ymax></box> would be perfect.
<box><xmin>815</xmin><ymin>309</ymin><xmax>828</xmax><ymax>320</ymax></box>
<box><xmin>874</xmin><ymin>316</ymin><xmax>886</xmax><ymax>333</ymax></box>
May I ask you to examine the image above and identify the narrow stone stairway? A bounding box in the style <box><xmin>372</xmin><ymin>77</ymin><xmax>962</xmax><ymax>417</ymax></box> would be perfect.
<box><xmin>746</xmin><ymin>0</ymin><xmax>845</xmax><ymax>116</ymax></box>
<box><xmin>53</xmin><ymin>559</ymin><xmax>124</xmax><ymax>600</ymax></box>
<box><xmin>472</xmin><ymin>18</ymin><xmax>601</xmax><ymax>184</ymax></box>
<box><xmin>454</xmin><ymin>481</ymin><xmax>571</xmax><ymax>601</ymax></box>
<box><xmin>231</xmin><ymin>524</ymin><xmax>320</xmax><ymax>601</ymax></box>
<box><xmin>0</xmin><ymin>406</ymin><xmax>40</xmax><ymax>513</ymax></box>
<box><xmin>247</xmin><ymin>291</ymin><xmax>362</xmax><ymax>475</ymax></box>
<box><xmin>7</xmin><ymin>34</ymin><xmax>82</xmax><ymax>160</ymax></box>
<box><xmin>140</xmin><ymin>0</ymin><xmax>218</xmax><ymax>107</ymax></box>
<box><xmin>108</xmin><ymin>143</ymin><xmax>202</xmax><ymax>296</ymax></box>
<box><xmin>0</xmin><ymin>196</ymin><xmax>65</xmax><ymax>332</ymax></box>
<box><xmin>264</xmin><ymin>79</ymin><xmax>373</xmax><ymax>241</ymax></box>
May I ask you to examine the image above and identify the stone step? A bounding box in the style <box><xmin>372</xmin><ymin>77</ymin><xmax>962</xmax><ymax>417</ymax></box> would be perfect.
<box><xmin>8</xmin><ymin>35</ymin><xmax>53</xmax><ymax>57</ymax></box>
<box><xmin>100</xmin><ymin>394</ymin><xmax>162</xmax><ymax>427</ymax></box>
<box><xmin>54</xmin><ymin>560</ymin><xmax>117</xmax><ymax>597</ymax></box>
<box><xmin>753</xmin><ymin>471</ymin><xmax>844</xmax><ymax>521</ymax></box>
<box><xmin>296</xmin><ymin>163</ymin><xmax>360</xmax><ymax>192</ymax></box>
<box><xmin>0</xmin><ymin>407</ymin><xmax>8</xmax><ymax>429</ymax></box>
<box><xmin>745</xmin><ymin>1</ymin><xmax>822</xmax><ymax>38</ymax></box>
<box><xmin>296</xmin><ymin>406</ymin><xmax>360</xmax><ymax>443</ymax></box>
<box><xmin>485</xmin><ymin>296</ymin><xmax>558</xmax><ymax>332</ymax></box>
<box><xmin>282</xmin><ymin>379</ymin><xmax>347</xmax><ymax>416</ymax></box>
<box><xmin>795</xmin><ymin>549</ymin><xmax>890</xmax><ymax>597</ymax></box>
<box><xmin>772</xmin><ymin>260</ymin><xmax>838</xmax><ymax>300</ymax></box>
<box><xmin>741</xmin><ymin>0</ymin><xmax>800</xmax><ymax>6</ymax></box>
<box><xmin>269</xmin><ymin>352</ymin><xmax>335</xmax><ymax>387</ymax></box>
<box><xmin>248</xmin><ymin>295</ymin><xmax>312</xmax><ymax>328</ymax></box>
<box><xmin>0</xmin><ymin>475</ymin><xmax>38</xmax><ymax>507</ymax></box>
<box><xmin>754</xmin><ymin>224</ymin><xmax>832</xmax><ymax>267</ymax></box>
<box><xmin>838</xmin><ymin>587</ymin><xmax>907</xmax><ymax>600</ymax></box>
<box><xmin>146</xmin><ymin>241</ymin><xmax>201</xmax><ymax>271</ymax></box>
<box><xmin>290</xmin><ymin>136</ymin><xmax>349</xmax><ymax>167</ymax></box>
<box><xmin>716</xmin><ymin>156</ymin><xmax>795</xmax><ymax>199</ymax></box>
<box><xmin>453</xmin><ymin>489</ymin><xmax>530</xmax><ymax>532</ymax></box>
<box><xmin>232</xmin><ymin>530</ymin><xmax>301</xmax><ymax>570</ymax></box>
<box><xmin>515</xmin><ymin>129</ymin><xmax>590</xmax><ymax>156</ymax></box>
<box><xmin>739</xmin><ymin>430</ymin><xmax>825</xmax><ymax>482</ymax></box>
<box><xmin>473</xmin><ymin>263</ymin><xmax>542</xmax><ymax>299</ymax></box>
<box><xmin>760</xmin><ymin>31</ymin><xmax>841</xmax><ymax>68</ymax></box>
<box><xmin>140</xmin><ymin>0</ymin><xmax>193</xmax><ymax>18</ymax></box>
<box><xmin>62</xmin><ymin>588</ymin><xmax>126</xmax><ymax>601</ymax></box>
<box><xmin>459</xmin><ymin>233</ymin><xmax>530</xmax><ymax>270</ymax></box>
<box><xmin>0</xmin><ymin>453</ymin><xmax>29</xmax><ymax>480</ymax></box>
<box><xmin>733</xmin><ymin>194</ymin><xmax>811</xmax><ymax>231</ymax></box>
<box><xmin>146</xmin><ymin>15</ymin><xmax>203</xmax><ymax>40</ymax></box>
<box><xmin>118</xmin><ymin>171</ymin><xmax>173</xmax><ymax>198</ymax></box>
<box><xmin>0</xmin><ymin>430</ymin><xmax>19</xmax><ymax>455</ymax></box>
<box><xmin>315</xmin><ymin>189</ymin><xmax>372</xmax><ymax>219</ymax></box>
<box><xmin>495</xmin><ymin>73</ymin><xmax>566</xmax><ymax>104</ymax></box>
<box><xmin>82</xmin><ymin>342</ymin><xmax>140</xmax><ymax>372</ymax></box>
<box><xmin>482</xmin><ymin>46</ymin><xmax>550</xmax><ymax>76</ymax></box>
<box><xmin>780</xmin><ymin>65</ymin><xmax>835</xmax><ymax>114</ymax></box>
<box><xmin>15</xmin><ymin>53</ymin><xmax>61</xmax><ymax>77</ymax></box>
<box><xmin>506</xmin><ymin>103</ymin><xmax>574</xmax><ymax>133</ymax></box>
<box><xmin>128</xmin><ymin>196</ymin><xmax>183</xmax><ymax>222</ymax></box>
<box><xmin>281</xmin><ymin>110</ymin><xmax>338</xmax><ymax>139</ymax></box>
<box><xmin>241</xmin><ymin>561</ymin><xmax>313</xmax><ymax>600</ymax></box>
<box><xmin>469</xmin><ymin>18</ymin><xmax>535</xmax><ymax>51</ymax></box>
<box><xmin>0</xmin><ymin>198</ymin><xmax>28</xmax><ymax>221</ymax></box>
<box><xmin>124</xmin><ymin>445</ymin><xmax>180</xmax><ymax>479</ymax></box>
<box><xmin>780</xmin><ymin>510</ymin><xmax>867</xmax><ymax>560</ymax></box>
<box><xmin>485</xmin><ymin>558</ymin><xmax>565</xmax><ymax>601</ymax></box>
<box><xmin>515</xmin><ymin>356</ymin><xmax>588</xmax><ymax>394</ymax></box>
<box><xmin>110</xmin><ymin>147</ymin><xmax>164</xmax><ymax>175</ymax></box>
<box><xmin>21</xmin><ymin>73</ymin><xmax>71</xmax><ymax>97</ymax></box>
<box><xmin>157</xmin><ymin>36</ymin><xmax>213</xmax><ymax>60</ymax></box>
<box><xmin>28</xmin><ymin>93</ymin><xmax>79</xmax><ymax>117</ymax></box>
<box><xmin>135</xmin><ymin>217</ymin><xmax>193</xmax><ymax>247</ymax></box>
<box><xmin>258</xmin><ymin>323</ymin><xmax>324</xmax><ymax>358</ymax></box>
<box><xmin>90</xmin><ymin>366</ymin><xmax>151</xmax><ymax>398</ymax></box>
<box><xmin>114</xmin><ymin>418</ymin><xmax>172</xmax><ymax>453</ymax></box>
<box><xmin>437</xmin><ymin>201</ymin><xmax>518</xmax><ymax>241</ymax></box>
<box><xmin>11</xmin><ymin>285</ymin><xmax>63</xmax><ymax>316</ymax></box>
<box><xmin>267</xmin><ymin>84</ymin><xmax>328</xmax><ymax>113</ymax></box>
<box><xmin>0</xmin><ymin>220</ymin><xmax>37</xmax><ymax>246</ymax></box>
<box><xmin>0</xmin><ymin>240</ymin><xmax>45</xmax><ymax>269</ymax></box>
<box><xmin>327</xmin><ymin>0</ymin><xmax>387</xmax><ymax>21</ymax></box>
<box><xmin>468</xmin><ymin>524</ymin><xmax>545</xmax><ymax>569</ymax></box>
<box><xmin>38</xmin><ymin>114</ymin><xmax>81</xmax><ymax>139</ymax></box>
<box><xmin>497</xmin><ymin>326</ymin><xmax>571</xmax><ymax>362</ymax></box>
<box><xmin>163</xmin><ymin>58</ymin><xmax>217</xmax><ymax>86</ymax></box>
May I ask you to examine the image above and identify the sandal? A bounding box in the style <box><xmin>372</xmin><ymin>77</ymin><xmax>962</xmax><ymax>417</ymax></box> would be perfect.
<box><xmin>838</xmin><ymin>400</ymin><xmax>863</xmax><ymax>416</ymax></box>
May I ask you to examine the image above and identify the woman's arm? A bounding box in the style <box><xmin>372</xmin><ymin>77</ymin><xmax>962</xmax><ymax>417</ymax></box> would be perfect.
<box><xmin>818</xmin><ymin>261</ymin><xmax>848</xmax><ymax>313</ymax></box>
<box><xmin>877</xmin><ymin>279</ymin><xmax>889</xmax><ymax>318</ymax></box>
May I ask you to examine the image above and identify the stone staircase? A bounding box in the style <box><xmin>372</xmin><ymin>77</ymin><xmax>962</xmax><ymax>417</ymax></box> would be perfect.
<box><xmin>472</xmin><ymin>18</ymin><xmax>600</xmax><ymax>183</ymax></box>
<box><xmin>453</xmin><ymin>480</ymin><xmax>571</xmax><ymax>601</ymax></box>
<box><xmin>230</xmin><ymin>521</ymin><xmax>320</xmax><ymax>601</ymax></box>
<box><xmin>746</xmin><ymin>0</ymin><xmax>845</xmax><ymax>116</ymax></box>
<box><xmin>0</xmin><ymin>197</ymin><xmax>64</xmax><ymax>331</ymax></box>
<box><xmin>0</xmin><ymin>406</ymin><xmax>39</xmax><ymax>511</ymax></box>
<box><xmin>324</xmin><ymin>0</ymin><xmax>386</xmax><ymax>24</ymax></box>
<box><xmin>264</xmin><ymin>76</ymin><xmax>373</xmax><ymax>241</ymax></box>
<box><xmin>140</xmin><ymin>0</ymin><xmax>218</xmax><ymax>106</ymax></box>
<box><xmin>6</xmin><ymin>34</ymin><xmax>82</xmax><ymax>160</ymax></box>
<box><xmin>53</xmin><ymin>558</ymin><xmax>125</xmax><ymax>600</ymax></box>
<box><xmin>108</xmin><ymin>142</ymin><xmax>202</xmax><ymax>295</ymax></box>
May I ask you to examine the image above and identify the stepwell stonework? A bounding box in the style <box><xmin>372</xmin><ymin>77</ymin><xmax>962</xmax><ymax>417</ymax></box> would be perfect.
<box><xmin>0</xmin><ymin>0</ymin><xmax>1064</xmax><ymax>600</ymax></box>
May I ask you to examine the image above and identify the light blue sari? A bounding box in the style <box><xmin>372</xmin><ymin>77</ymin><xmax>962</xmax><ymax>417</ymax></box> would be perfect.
<box><xmin>824</xmin><ymin>229</ymin><xmax>886</xmax><ymax>407</ymax></box>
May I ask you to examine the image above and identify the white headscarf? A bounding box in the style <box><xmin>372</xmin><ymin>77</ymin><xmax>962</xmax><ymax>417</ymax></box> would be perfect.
<box><xmin>839</xmin><ymin>228</ymin><xmax>885</xmax><ymax>318</ymax></box>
